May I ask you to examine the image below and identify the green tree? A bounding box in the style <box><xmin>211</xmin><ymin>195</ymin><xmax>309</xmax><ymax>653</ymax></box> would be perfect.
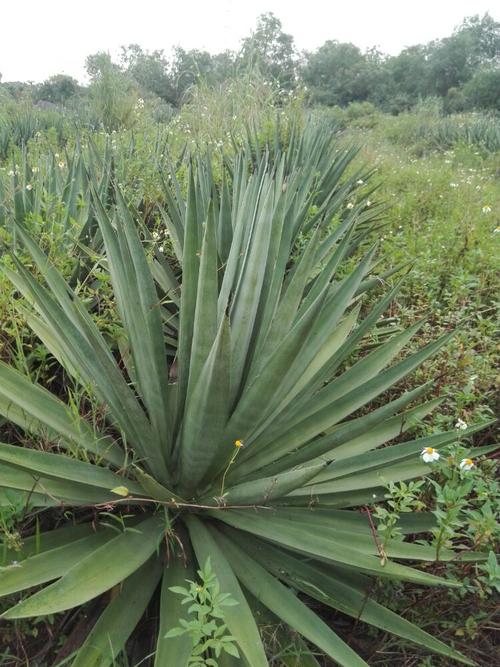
<box><xmin>35</xmin><ymin>74</ymin><xmax>80</xmax><ymax>105</ymax></box>
<box><xmin>428</xmin><ymin>13</ymin><xmax>500</xmax><ymax>96</ymax></box>
<box><xmin>239</xmin><ymin>13</ymin><xmax>297</xmax><ymax>90</ymax></box>
<box><xmin>463</xmin><ymin>69</ymin><xmax>500</xmax><ymax>110</ymax></box>
<box><xmin>385</xmin><ymin>45</ymin><xmax>431</xmax><ymax>99</ymax></box>
<box><xmin>303</xmin><ymin>41</ymin><xmax>374</xmax><ymax>106</ymax></box>
<box><xmin>170</xmin><ymin>48</ymin><xmax>220</xmax><ymax>104</ymax></box>
<box><xmin>168</xmin><ymin>48</ymin><xmax>236</xmax><ymax>106</ymax></box>
<box><xmin>120</xmin><ymin>44</ymin><xmax>175</xmax><ymax>104</ymax></box>
<box><xmin>85</xmin><ymin>52</ymin><xmax>137</xmax><ymax>131</ymax></box>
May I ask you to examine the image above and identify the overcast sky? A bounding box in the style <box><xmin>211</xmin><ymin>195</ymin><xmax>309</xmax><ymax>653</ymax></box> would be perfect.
<box><xmin>1</xmin><ymin>0</ymin><xmax>497</xmax><ymax>83</ymax></box>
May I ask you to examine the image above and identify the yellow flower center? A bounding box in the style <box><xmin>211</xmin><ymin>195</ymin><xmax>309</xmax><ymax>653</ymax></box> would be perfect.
<box><xmin>234</xmin><ymin>439</ymin><xmax>244</xmax><ymax>448</ymax></box>
<box><xmin>464</xmin><ymin>459</ymin><xmax>473</xmax><ymax>466</ymax></box>
<box><xmin>425</xmin><ymin>447</ymin><xmax>435</xmax><ymax>454</ymax></box>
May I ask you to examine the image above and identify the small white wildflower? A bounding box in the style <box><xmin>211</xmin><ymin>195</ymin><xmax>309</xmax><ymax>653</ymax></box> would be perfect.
<box><xmin>421</xmin><ymin>447</ymin><xmax>440</xmax><ymax>463</ymax></box>
<box><xmin>450</xmin><ymin>182</ymin><xmax>458</xmax><ymax>188</ymax></box>
<box><xmin>158</xmin><ymin>245</ymin><xmax>164</xmax><ymax>252</ymax></box>
<box><xmin>152</xmin><ymin>231</ymin><xmax>159</xmax><ymax>240</ymax></box>
<box><xmin>455</xmin><ymin>418</ymin><xmax>468</xmax><ymax>431</ymax></box>
<box><xmin>54</xmin><ymin>153</ymin><xmax>59</xmax><ymax>159</ymax></box>
<box><xmin>365</xmin><ymin>200</ymin><xmax>372</xmax><ymax>207</ymax></box>
<box><xmin>25</xmin><ymin>183</ymin><xmax>33</xmax><ymax>191</ymax></box>
<box><xmin>356</xmin><ymin>179</ymin><xmax>364</xmax><ymax>185</ymax></box>
<box><xmin>494</xmin><ymin>227</ymin><xmax>500</xmax><ymax>234</ymax></box>
<box><xmin>32</xmin><ymin>166</ymin><xmax>39</xmax><ymax>173</ymax></box>
<box><xmin>58</xmin><ymin>161</ymin><xmax>65</xmax><ymax>169</ymax></box>
<box><xmin>459</xmin><ymin>458</ymin><xmax>474</xmax><ymax>471</ymax></box>
<box><xmin>346</xmin><ymin>202</ymin><xmax>354</xmax><ymax>210</ymax></box>
<box><xmin>481</xmin><ymin>205</ymin><xmax>491</xmax><ymax>214</ymax></box>
<box><xmin>7</xmin><ymin>170</ymin><xmax>14</xmax><ymax>176</ymax></box>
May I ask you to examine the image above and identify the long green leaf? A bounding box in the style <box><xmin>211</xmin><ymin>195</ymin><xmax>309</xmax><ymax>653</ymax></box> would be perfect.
<box><xmin>0</xmin><ymin>465</ymin><xmax>120</xmax><ymax>506</ymax></box>
<box><xmin>227</xmin><ymin>533</ymin><xmax>474</xmax><ymax>666</ymax></box>
<box><xmin>211</xmin><ymin>509</ymin><xmax>457</xmax><ymax>586</ymax></box>
<box><xmin>186</xmin><ymin>516</ymin><xmax>269</xmax><ymax>667</ymax></box>
<box><xmin>95</xmin><ymin>187</ymin><xmax>172</xmax><ymax>459</ymax></box>
<box><xmin>0</xmin><ymin>442</ymin><xmax>143</xmax><ymax>494</ymax></box>
<box><xmin>154</xmin><ymin>555</ymin><xmax>196</xmax><ymax>667</ymax></box>
<box><xmin>213</xmin><ymin>526</ymin><xmax>368</xmax><ymax>667</ymax></box>
<box><xmin>238</xmin><ymin>332</ymin><xmax>454</xmax><ymax>475</ymax></box>
<box><xmin>3</xmin><ymin>515</ymin><xmax>164</xmax><ymax>618</ymax></box>
<box><xmin>0</xmin><ymin>362</ymin><xmax>123</xmax><ymax>467</ymax></box>
<box><xmin>0</xmin><ymin>529</ymin><xmax>115</xmax><ymax>596</ymax></box>
<box><xmin>179</xmin><ymin>318</ymin><xmax>230</xmax><ymax>493</ymax></box>
<box><xmin>72</xmin><ymin>557</ymin><xmax>162</xmax><ymax>667</ymax></box>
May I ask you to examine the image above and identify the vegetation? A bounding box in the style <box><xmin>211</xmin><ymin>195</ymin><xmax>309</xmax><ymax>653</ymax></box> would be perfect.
<box><xmin>1</xmin><ymin>12</ymin><xmax>499</xmax><ymax>117</ymax></box>
<box><xmin>0</xmin><ymin>14</ymin><xmax>498</xmax><ymax>666</ymax></box>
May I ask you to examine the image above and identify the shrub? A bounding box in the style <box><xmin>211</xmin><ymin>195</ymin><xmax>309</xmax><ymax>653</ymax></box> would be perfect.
<box><xmin>463</xmin><ymin>69</ymin><xmax>500</xmax><ymax>112</ymax></box>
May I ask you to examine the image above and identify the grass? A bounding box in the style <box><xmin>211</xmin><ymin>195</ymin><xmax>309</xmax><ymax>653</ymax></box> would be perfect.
<box><xmin>347</xmin><ymin>123</ymin><xmax>499</xmax><ymax>432</ymax></box>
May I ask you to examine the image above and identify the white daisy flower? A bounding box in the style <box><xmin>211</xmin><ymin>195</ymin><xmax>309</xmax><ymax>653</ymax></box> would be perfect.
<box><xmin>459</xmin><ymin>458</ymin><xmax>474</xmax><ymax>471</ymax></box>
<box><xmin>421</xmin><ymin>447</ymin><xmax>440</xmax><ymax>463</ymax></box>
<box><xmin>25</xmin><ymin>183</ymin><xmax>33</xmax><ymax>191</ymax></box>
<box><xmin>347</xmin><ymin>202</ymin><xmax>354</xmax><ymax>210</ymax></box>
<box><xmin>482</xmin><ymin>205</ymin><xmax>491</xmax><ymax>214</ymax></box>
<box><xmin>455</xmin><ymin>418</ymin><xmax>468</xmax><ymax>431</ymax></box>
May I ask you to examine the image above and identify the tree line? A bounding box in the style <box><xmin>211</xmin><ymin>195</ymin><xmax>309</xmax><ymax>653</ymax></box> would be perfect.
<box><xmin>1</xmin><ymin>12</ymin><xmax>499</xmax><ymax>113</ymax></box>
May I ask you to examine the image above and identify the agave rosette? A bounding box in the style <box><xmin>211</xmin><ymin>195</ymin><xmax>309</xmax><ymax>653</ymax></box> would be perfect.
<box><xmin>0</xmin><ymin>124</ymin><xmax>492</xmax><ymax>666</ymax></box>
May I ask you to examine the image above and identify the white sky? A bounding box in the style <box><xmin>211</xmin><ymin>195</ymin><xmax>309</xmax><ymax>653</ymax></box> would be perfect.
<box><xmin>1</xmin><ymin>0</ymin><xmax>497</xmax><ymax>83</ymax></box>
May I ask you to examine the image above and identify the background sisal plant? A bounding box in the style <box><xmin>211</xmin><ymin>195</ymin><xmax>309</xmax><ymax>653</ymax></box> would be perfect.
<box><xmin>0</xmin><ymin>122</ymin><xmax>495</xmax><ymax>666</ymax></box>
